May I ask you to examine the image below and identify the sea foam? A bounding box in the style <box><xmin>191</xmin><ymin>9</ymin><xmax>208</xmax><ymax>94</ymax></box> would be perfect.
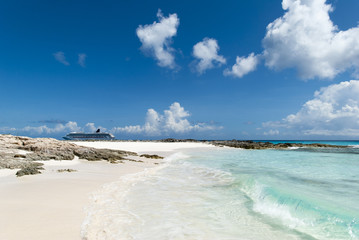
<box><xmin>82</xmin><ymin>146</ymin><xmax>359</xmax><ymax>240</ymax></box>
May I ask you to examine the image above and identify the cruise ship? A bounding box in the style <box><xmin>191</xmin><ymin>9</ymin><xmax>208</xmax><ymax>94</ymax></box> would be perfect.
<box><xmin>63</xmin><ymin>129</ymin><xmax>115</xmax><ymax>141</ymax></box>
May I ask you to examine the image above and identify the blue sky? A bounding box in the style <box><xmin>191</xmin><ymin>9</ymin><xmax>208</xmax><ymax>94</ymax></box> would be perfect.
<box><xmin>1</xmin><ymin>0</ymin><xmax>359</xmax><ymax>140</ymax></box>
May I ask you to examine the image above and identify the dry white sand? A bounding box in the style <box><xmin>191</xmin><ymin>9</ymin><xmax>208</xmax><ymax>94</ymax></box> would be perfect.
<box><xmin>0</xmin><ymin>141</ymin><xmax>215</xmax><ymax>240</ymax></box>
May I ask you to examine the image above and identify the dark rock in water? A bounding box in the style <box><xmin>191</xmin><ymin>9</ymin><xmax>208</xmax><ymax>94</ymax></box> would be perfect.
<box><xmin>209</xmin><ymin>140</ymin><xmax>348</xmax><ymax>149</ymax></box>
<box><xmin>160</xmin><ymin>138</ymin><xmax>179</xmax><ymax>142</ymax></box>
<box><xmin>57</xmin><ymin>169</ymin><xmax>77</xmax><ymax>173</ymax></box>
<box><xmin>157</xmin><ymin>138</ymin><xmax>348</xmax><ymax>149</ymax></box>
<box><xmin>160</xmin><ymin>138</ymin><xmax>198</xmax><ymax>142</ymax></box>
<box><xmin>140</xmin><ymin>154</ymin><xmax>164</xmax><ymax>159</ymax></box>
<box><xmin>1</xmin><ymin>134</ymin><xmax>349</xmax><ymax>177</ymax></box>
<box><xmin>16</xmin><ymin>163</ymin><xmax>44</xmax><ymax>177</ymax></box>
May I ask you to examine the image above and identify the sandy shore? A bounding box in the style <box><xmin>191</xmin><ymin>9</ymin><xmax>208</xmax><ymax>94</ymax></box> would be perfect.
<box><xmin>0</xmin><ymin>141</ymin><xmax>214</xmax><ymax>240</ymax></box>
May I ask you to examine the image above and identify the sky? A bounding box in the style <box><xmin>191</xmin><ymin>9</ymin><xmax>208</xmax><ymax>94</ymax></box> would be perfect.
<box><xmin>1</xmin><ymin>0</ymin><xmax>359</xmax><ymax>140</ymax></box>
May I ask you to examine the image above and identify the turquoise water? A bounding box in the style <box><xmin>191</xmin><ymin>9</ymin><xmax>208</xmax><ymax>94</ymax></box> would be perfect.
<box><xmin>187</xmin><ymin>147</ymin><xmax>359</xmax><ymax>239</ymax></box>
<box><xmin>82</xmin><ymin>142</ymin><xmax>359</xmax><ymax>240</ymax></box>
<box><xmin>254</xmin><ymin>140</ymin><xmax>359</xmax><ymax>146</ymax></box>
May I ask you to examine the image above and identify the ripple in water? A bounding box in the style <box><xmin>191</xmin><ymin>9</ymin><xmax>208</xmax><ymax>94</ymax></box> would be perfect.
<box><xmin>82</xmin><ymin>146</ymin><xmax>359</xmax><ymax>240</ymax></box>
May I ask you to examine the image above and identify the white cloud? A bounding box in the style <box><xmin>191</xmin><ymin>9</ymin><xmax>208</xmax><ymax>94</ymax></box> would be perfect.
<box><xmin>0</xmin><ymin>127</ymin><xmax>16</xmax><ymax>132</ymax></box>
<box><xmin>84</xmin><ymin>123</ymin><xmax>107</xmax><ymax>133</ymax></box>
<box><xmin>224</xmin><ymin>53</ymin><xmax>260</xmax><ymax>78</ymax></box>
<box><xmin>115</xmin><ymin>125</ymin><xmax>143</xmax><ymax>134</ymax></box>
<box><xmin>136</xmin><ymin>9</ymin><xmax>179</xmax><ymax>69</ymax></box>
<box><xmin>263</xmin><ymin>0</ymin><xmax>359</xmax><ymax>79</ymax></box>
<box><xmin>0</xmin><ymin>121</ymin><xmax>108</xmax><ymax>136</ymax></box>
<box><xmin>22</xmin><ymin>121</ymin><xmax>81</xmax><ymax>135</ymax></box>
<box><xmin>163</xmin><ymin>102</ymin><xmax>192</xmax><ymax>133</ymax></box>
<box><xmin>84</xmin><ymin>123</ymin><xmax>97</xmax><ymax>132</ymax></box>
<box><xmin>78</xmin><ymin>53</ymin><xmax>87</xmax><ymax>67</ymax></box>
<box><xmin>53</xmin><ymin>51</ymin><xmax>70</xmax><ymax>66</ymax></box>
<box><xmin>112</xmin><ymin>102</ymin><xmax>222</xmax><ymax>136</ymax></box>
<box><xmin>144</xmin><ymin>108</ymin><xmax>162</xmax><ymax>135</ymax></box>
<box><xmin>192</xmin><ymin>38</ymin><xmax>226</xmax><ymax>74</ymax></box>
<box><xmin>263</xmin><ymin>129</ymin><xmax>280</xmax><ymax>136</ymax></box>
<box><xmin>301</xmin><ymin>129</ymin><xmax>359</xmax><ymax>137</ymax></box>
<box><xmin>0</xmin><ymin>103</ymin><xmax>221</xmax><ymax>137</ymax></box>
<box><xmin>263</xmin><ymin>80</ymin><xmax>359</xmax><ymax>137</ymax></box>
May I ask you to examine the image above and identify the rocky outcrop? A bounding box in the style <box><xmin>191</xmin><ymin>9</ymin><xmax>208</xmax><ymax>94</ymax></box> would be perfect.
<box><xmin>57</xmin><ymin>169</ymin><xmax>77</xmax><ymax>173</ymax></box>
<box><xmin>209</xmin><ymin>140</ymin><xmax>348</xmax><ymax>149</ymax></box>
<box><xmin>0</xmin><ymin>134</ymin><xmax>138</xmax><ymax>176</ymax></box>
<box><xmin>73</xmin><ymin>148</ymin><xmax>136</xmax><ymax>162</ymax></box>
<box><xmin>158</xmin><ymin>138</ymin><xmax>348</xmax><ymax>149</ymax></box>
<box><xmin>160</xmin><ymin>138</ymin><xmax>199</xmax><ymax>142</ymax></box>
<box><xmin>0</xmin><ymin>135</ymin><xmax>348</xmax><ymax>176</ymax></box>
<box><xmin>16</xmin><ymin>163</ymin><xmax>44</xmax><ymax>177</ymax></box>
<box><xmin>139</xmin><ymin>154</ymin><xmax>164</xmax><ymax>159</ymax></box>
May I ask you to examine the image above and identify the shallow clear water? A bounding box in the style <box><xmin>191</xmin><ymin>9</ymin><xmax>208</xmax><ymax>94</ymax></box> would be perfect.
<box><xmin>254</xmin><ymin>140</ymin><xmax>359</xmax><ymax>147</ymax></box>
<box><xmin>82</xmin><ymin>143</ymin><xmax>359</xmax><ymax>240</ymax></box>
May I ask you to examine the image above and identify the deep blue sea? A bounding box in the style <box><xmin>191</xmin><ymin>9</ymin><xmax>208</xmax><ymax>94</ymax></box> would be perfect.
<box><xmin>82</xmin><ymin>141</ymin><xmax>359</xmax><ymax>240</ymax></box>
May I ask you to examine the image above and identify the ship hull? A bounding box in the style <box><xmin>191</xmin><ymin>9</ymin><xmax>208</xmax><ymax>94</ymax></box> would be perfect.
<box><xmin>63</xmin><ymin>133</ymin><xmax>115</xmax><ymax>141</ymax></box>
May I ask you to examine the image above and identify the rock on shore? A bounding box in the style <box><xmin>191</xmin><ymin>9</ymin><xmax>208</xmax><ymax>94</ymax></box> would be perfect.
<box><xmin>0</xmin><ymin>134</ymin><xmax>137</xmax><ymax>176</ymax></box>
<box><xmin>0</xmin><ymin>135</ymin><xmax>348</xmax><ymax>176</ymax></box>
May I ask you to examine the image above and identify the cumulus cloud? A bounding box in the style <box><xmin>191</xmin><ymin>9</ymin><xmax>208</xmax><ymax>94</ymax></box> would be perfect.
<box><xmin>224</xmin><ymin>53</ymin><xmax>260</xmax><ymax>78</ymax></box>
<box><xmin>263</xmin><ymin>0</ymin><xmax>359</xmax><ymax>79</ymax></box>
<box><xmin>223</xmin><ymin>0</ymin><xmax>359</xmax><ymax>79</ymax></box>
<box><xmin>0</xmin><ymin>121</ymin><xmax>108</xmax><ymax>136</ymax></box>
<box><xmin>263</xmin><ymin>80</ymin><xmax>359</xmax><ymax>137</ymax></box>
<box><xmin>0</xmin><ymin>103</ymin><xmax>221</xmax><ymax>137</ymax></box>
<box><xmin>112</xmin><ymin>102</ymin><xmax>222</xmax><ymax>136</ymax></box>
<box><xmin>78</xmin><ymin>53</ymin><xmax>87</xmax><ymax>67</ymax></box>
<box><xmin>136</xmin><ymin>9</ymin><xmax>179</xmax><ymax>69</ymax></box>
<box><xmin>264</xmin><ymin>129</ymin><xmax>280</xmax><ymax>136</ymax></box>
<box><xmin>84</xmin><ymin>123</ymin><xmax>98</xmax><ymax>132</ymax></box>
<box><xmin>22</xmin><ymin>121</ymin><xmax>81</xmax><ymax>135</ymax></box>
<box><xmin>192</xmin><ymin>38</ymin><xmax>226</xmax><ymax>74</ymax></box>
<box><xmin>53</xmin><ymin>51</ymin><xmax>70</xmax><ymax>66</ymax></box>
<box><xmin>0</xmin><ymin>127</ymin><xmax>16</xmax><ymax>132</ymax></box>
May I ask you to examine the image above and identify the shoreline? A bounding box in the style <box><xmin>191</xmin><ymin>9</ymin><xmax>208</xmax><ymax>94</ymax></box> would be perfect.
<box><xmin>69</xmin><ymin>138</ymin><xmax>351</xmax><ymax>149</ymax></box>
<box><xmin>0</xmin><ymin>135</ymin><xmax>355</xmax><ymax>239</ymax></box>
<box><xmin>0</xmin><ymin>141</ymin><xmax>215</xmax><ymax>240</ymax></box>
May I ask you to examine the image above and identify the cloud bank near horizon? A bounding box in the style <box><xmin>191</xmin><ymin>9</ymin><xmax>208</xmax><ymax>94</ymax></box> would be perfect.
<box><xmin>112</xmin><ymin>102</ymin><xmax>222</xmax><ymax>136</ymax></box>
<box><xmin>0</xmin><ymin>102</ymin><xmax>221</xmax><ymax>138</ymax></box>
<box><xmin>0</xmin><ymin>121</ymin><xmax>81</xmax><ymax>135</ymax></box>
<box><xmin>262</xmin><ymin>80</ymin><xmax>359</xmax><ymax>137</ymax></box>
<box><xmin>136</xmin><ymin>10</ymin><xmax>179</xmax><ymax>69</ymax></box>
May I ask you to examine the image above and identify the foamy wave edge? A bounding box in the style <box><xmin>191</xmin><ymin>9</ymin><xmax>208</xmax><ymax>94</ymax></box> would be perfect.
<box><xmin>80</xmin><ymin>152</ymin><xmax>189</xmax><ymax>240</ymax></box>
<box><xmin>240</xmin><ymin>180</ymin><xmax>306</xmax><ymax>229</ymax></box>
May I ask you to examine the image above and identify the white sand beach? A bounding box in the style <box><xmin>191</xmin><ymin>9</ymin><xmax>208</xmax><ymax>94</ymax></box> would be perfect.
<box><xmin>0</xmin><ymin>141</ymin><xmax>214</xmax><ymax>240</ymax></box>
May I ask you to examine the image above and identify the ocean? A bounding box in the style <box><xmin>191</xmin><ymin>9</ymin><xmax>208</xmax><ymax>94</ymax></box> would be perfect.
<box><xmin>82</xmin><ymin>141</ymin><xmax>359</xmax><ymax>240</ymax></box>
